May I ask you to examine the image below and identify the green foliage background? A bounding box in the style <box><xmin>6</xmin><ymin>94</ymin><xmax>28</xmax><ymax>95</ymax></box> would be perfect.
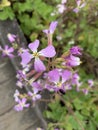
<box><xmin>0</xmin><ymin>0</ymin><xmax>98</xmax><ymax>129</ymax></box>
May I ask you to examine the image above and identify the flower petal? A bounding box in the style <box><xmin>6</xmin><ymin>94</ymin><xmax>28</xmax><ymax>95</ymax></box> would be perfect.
<box><xmin>28</xmin><ymin>40</ymin><xmax>39</xmax><ymax>52</ymax></box>
<box><xmin>34</xmin><ymin>58</ymin><xmax>46</xmax><ymax>72</ymax></box>
<box><xmin>48</xmin><ymin>69</ymin><xmax>60</xmax><ymax>83</ymax></box>
<box><xmin>21</xmin><ymin>51</ymin><xmax>32</xmax><ymax>66</ymax></box>
<box><xmin>62</xmin><ymin>70</ymin><xmax>72</xmax><ymax>83</ymax></box>
<box><xmin>39</xmin><ymin>45</ymin><xmax>56</xmax><ymax>58</ymax></box>
<box><xmin>43</xmin><ymin>29</ymin><xmax>49</xmax><ymax>35</ymax></box>
<box><xmin>49</xmin><ymin>21</ymin><xmax>58</xmax><ymax>34</ymax></box>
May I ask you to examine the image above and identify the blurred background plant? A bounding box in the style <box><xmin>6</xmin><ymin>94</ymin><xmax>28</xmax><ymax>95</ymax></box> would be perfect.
<box><xmin>0</xmin><ymin>0</ymin><xmax>98</xmax><ymax>129</ymax></box>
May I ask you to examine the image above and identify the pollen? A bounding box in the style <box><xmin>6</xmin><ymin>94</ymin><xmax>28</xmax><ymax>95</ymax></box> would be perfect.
<box><xmin>33</xmin><ymin>52</ymin><xmax>39</xmax><ymax>58</ymax></box>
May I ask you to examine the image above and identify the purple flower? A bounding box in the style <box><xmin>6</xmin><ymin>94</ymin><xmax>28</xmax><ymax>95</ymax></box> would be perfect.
<box><xmin>73</xmin><ymin>0</ymin><xmax>86</xmax><ymax>13</ymax></box>
<box><xmin>14</xmin><ymin>89</ymin><xmax>20</xmax><ymax>102</ymax></box>
<box><xmin>47</xmin><ymin>69</ymin><xmax>72</xmax><ymax>91</ymax></box>
<box><xmin>72</xmin><ymin>73</ymin><xmax>82</xmax><ymax>90</ymax></box>
<box><xmin>65</xmin><ymin>55</ymin><xmax>81</xmax><ymax>67</ymax></box>
<box><xmin>88</xmin><ymin>79</ymin><xmax>94</xmax><ymax>87</ymax></box>
<box><xmin>32</xmin><ymin>81</ymin><xmax>43</xmax><ymax>91</ymax></box>
<box><xmin>7</xmin><ymin>33</ymin><xmax>16</xmax><ymax>43</ymax></box>
<box><xmin>21</xmin><ymin>39</ymin><xmax>56</xmax><ymax>72</ymax></box>
<box><xmin>16</xmin><ymin>70</ymin><xmax>26</xmax><ymax>81</ymax></box>
<box><xmin>28</xmin><ymin>88</ymin><xmax>41</xmax><ymax>102</ymax></box>
<box><xmin>82</xmin><ymin>89</ymin><xmax>88</xmax><ymax>95</ymax></box>
<box><xmin>57</xmin><ymin>4</ymin><xmax>66</xmax><ymax>14</ymax></box>
<box><xmin>70</xmin><ymin>46</ymin><xmax>82</xmax><ymax>55</ymax></box>
<box><xmin>1</xmin><ymin>45</ymin><xmax>14</xmax><ymax>58</ymax></box>
<box><xmin>61</xmin><ymin>0</ymin><xmax>67</xmax><ymax>4</ymax></box>
<box><xmin>14</xmin><ymin>98</ymin><xmax>30</xmax><ymax>111</ymax></box>
<box><xmin>16</xmin><ymin>80</ymin><xmax>23</xmax><ymax>88</ymax></box>
<box><xmin>43</xmin><ymin>21</ymin><xmax>58</xmax><ymax>35</ymax></box>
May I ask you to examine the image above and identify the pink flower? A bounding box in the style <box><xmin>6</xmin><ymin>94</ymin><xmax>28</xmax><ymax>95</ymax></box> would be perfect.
<box><xmin>70</xmin><ymin>46</ymin><xmax>82</xmax><ymax>55</ymax></box>
<box><xmin>7</xmin><ymin>33</ymin><xmax>16</xmax><ymax>43</ymax></box>
<box><xmin>21</xmin><ymin>39</ymin><xmax>56</xmax><ymax>72</ymax></box>
<box><xmin>1</xmin><ymin>45</ymin><xmax>14</xmax><ymax>58</ymax></box>
<box><xmin>65</xmin><ymin>55</ymin><xmax>81</xmax><ymax>67</ymax></box>
<box><xmin>28</xmin><ymin>88</ymin><xmax>41</xmax><ymax>102</ymax></box>
<box><xmin>88</xmin><ymin>79</ymin><xmax>94</xmax><ymax>87</ymax></box>
<box><xmin>47</xmin><ymin>69</ymin><xmax>72</xmax><ymax>91</ymax></box>
<box><xmin>14</xmin><ymin>98</ymin><xmax>30</xmax><ymax>111</ymax></box>
<box><xmin>61</xmin><ymin>0</ymin><xmax>67</xmax><ymax>4</ymax></box>
<box><xmin>57</xmin><ymin>4</ymin><xmax>66</xmax><ymax>14</ymax></box>
<box><xmin>14</xmin><ymin>89</ymin><xmax>20</xmax><ymax>102</ymax></box>
<box><xmin>73</xmin><ymin>0</ymin><xmax>86</xmax><ymax>13</ymax></box>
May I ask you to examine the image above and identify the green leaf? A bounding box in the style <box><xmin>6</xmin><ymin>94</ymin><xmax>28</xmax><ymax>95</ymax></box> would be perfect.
<box><xmin>0</xmin><ymin>7</ymin><xmax>14</xmax><ymax>20</ymax></box>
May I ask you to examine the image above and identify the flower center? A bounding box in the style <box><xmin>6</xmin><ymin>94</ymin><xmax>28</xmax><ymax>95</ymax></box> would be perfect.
<box><xmin>33</xmin><ymin>52</ymin><xmax>39</xmax><ymax>58</ymax></box>
<box><xmin>20</xmin><ymin>102</ymin><xmax>25</xmax><ymax>107</ymax></box>
<box><xmin>56</xmin><ymin>82</ymin><xmax>62</xmax><ymax>88</ymax></box>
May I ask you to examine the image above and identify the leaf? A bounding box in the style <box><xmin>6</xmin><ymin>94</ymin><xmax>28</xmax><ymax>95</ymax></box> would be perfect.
<box><xmin>0</xmin><ymin>7</ymin><xmax>15</xmax><ymax>20</ymax></box>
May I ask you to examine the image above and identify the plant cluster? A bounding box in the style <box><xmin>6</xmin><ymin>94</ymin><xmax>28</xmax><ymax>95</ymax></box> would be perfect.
<box><xmin>0</xmin><ymin>0</ymin><xmax>98</xmax><ymax>130</ymax></box>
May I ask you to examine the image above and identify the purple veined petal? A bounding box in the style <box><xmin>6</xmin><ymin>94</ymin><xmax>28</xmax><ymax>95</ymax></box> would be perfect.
<box><xmin>14</xmin><ymin>102</ymin><xmax>23</xmax><ymax>111</ymax></box>
<box><xmin>8</xmin><ymin>47</ymin><xmax>14</xmax><ymax>53</ymax></box>
<box><xmin>67</xmin><ymin>55</ymin><xmax>81</xmax><ymax>66</ymax></box>
<box><xmin>28</xmin><ymin>91</ymin><xmax>33</xmax><ymax>97</ymax></box>
<box><xmin>80</xmin><ymin>2</ymin><xmax>86</xmax><ymax>8</ymax></box>
<box><xmin>36</xmin><ymin>94</ymin><xmax>41</xmax><ymax>100</ymax></box>
<box><xmin>21</xmin><ymin>51</ymin><xmax>32</xmax><ymax>66</ymax></box>
<box><xmin>32</xmin><ymin>96</ymin><xmax>37</xmax><ymax>101</ymax></box>
<box><xmin>24</xmin><ymin>103</ymin><xmax>30</xmax><ymax>108</ymax></box>
<box><xmin>62</xmin><ymin>70</ymin><xmax>72</xmax><ymax>83</ymax></box>
<box><xmin>49</xmin><ymin>21</ymin><xmax>58</xmax><ymax>34</ymax></box>
<box><xmin>34</xmin><ymin>58</ymin><xmax>46</xmax><ymax>72</ymax></box>
<box><xmin>14</xmin><ymin>105</ymin><xmax>21</xmax><ymax>111</ymax></box>
<box><xmin>76</xmin><ymin>0</ymin><xmax>81</xmax><ymax>6</ymax></box>
<box><xmin>39</xmin><ymin>45</ymin><xmax>56</xmax><ymax>58</ymax></box>
<box><xmin>73</xmin><ymin>8</ymin><xmax>79</xmax><ymax>13</ymax></box>
<box><xmin>57</xmin><ymin>4</ymin><xmax>66</xmax><ymax>14</ymax></box>
<box><xmin>33</xmin><ymin>87</ymin><xmax>39</xmax><ymax>94</ymax></box>
<box><xmin>28</xmin><ymin>39</ymin><xmax>39</xmax><ymax>52</ymax></box>
<box><xmin>70</xmin><ymin>46</ymin><xmax>82</xmax><ymax>55</ymax></box>
<box><xmin>32</xmin><ymin>82</ymin><xmax>42</xmax><ymax>90</ymax></box>
<box><xmin>48</xmin><ymin>69</ymin><xmax>60</xmax><ymax>83</ymax></box>
<box><xmin>7</xmin><ymin>53</ymin><xmax>14</xmax><ymax>58</ymax></box>
<box><xmin>22</xmin><ymin>98</ymin><xmax>27</xmax><ymax>104</ymax></box>
<box><xmin>43</xmin><ymin>29</ymin><xmax>49</xmax><ymax>35</ymax></box>
<box><xmin>4</xmin><ymin>45</ymin><xmax>9</xmax><ymax>50</ymax></box>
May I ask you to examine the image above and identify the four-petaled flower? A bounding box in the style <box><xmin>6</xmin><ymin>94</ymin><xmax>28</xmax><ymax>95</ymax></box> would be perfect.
<box><xmin>1</xmin><ymin>45</ymin><xmax>14</xmax><ymax>58</ymax></box>
<box><xmin>21</xmin><ymin>39</ymin><xmax>56</xmax><ymax>72</ymax></box>
<box><xmin>28</xmin><ymin>88</ymin><xmax>41</xmax><ymax>101</ymax></box>
<box><xmin>73</xmin><ymin>0</ymin><xmax>86</xmax><ymax>13</ymax></box>
<box><xmin>47</xmin><ymin>69</ymin><xmax>72</xmax><ymax>91</ymax></box>
<box><xmin>14</xmin><ymin>98</ymin><xmax>30</xmax><ymax>111</ymax></box>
